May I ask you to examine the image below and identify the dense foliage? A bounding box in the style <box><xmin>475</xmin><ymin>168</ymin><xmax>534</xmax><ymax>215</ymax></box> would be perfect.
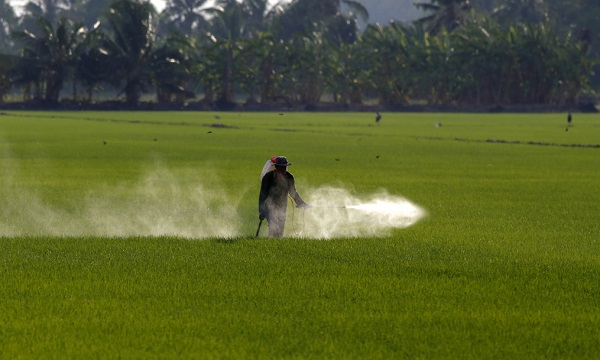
<box><xmin>0</xmin><ymin>0</ymin><xmax>597</xmax><ymax>108</ymax></box>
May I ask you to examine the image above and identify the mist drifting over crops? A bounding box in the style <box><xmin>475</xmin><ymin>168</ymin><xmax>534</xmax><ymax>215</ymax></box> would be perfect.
<box><xmin>0</xmin><ymin>162</ymin><xmax>243</xmax><ymax>238</ymax></box>
<box><xmin>82</xmin><ymin>167</ymin><xmax>243</xmax><ymax>238</ymax></box>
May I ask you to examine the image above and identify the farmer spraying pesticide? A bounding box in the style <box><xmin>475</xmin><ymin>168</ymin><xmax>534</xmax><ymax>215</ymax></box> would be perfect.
<box><xmin>258</xmin><ymin>156</ymin><xmax>310</xmax><ymax>237</ymax></box>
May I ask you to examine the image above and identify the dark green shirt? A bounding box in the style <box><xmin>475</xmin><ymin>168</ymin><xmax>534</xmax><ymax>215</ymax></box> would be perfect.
<box><xmin>259</xmin><ymin>171</ymin><xmax>306</xmax><ymax>217</ymax></box>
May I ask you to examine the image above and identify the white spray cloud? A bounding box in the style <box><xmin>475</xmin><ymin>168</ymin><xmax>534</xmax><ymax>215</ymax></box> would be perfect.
<box><xmin>81</xmin><ymin>167</ymin><xmax>242</xmax><ymax>238</ymax></box>
<box><xmin>0</xmin><ymin>161</ymin><xmax>242</xmax><ymax>238</ymax></box>
<box><xmin>292</xmin><ymin>186</ymin><xmax>427</xmax><ymax>238</ymax></box>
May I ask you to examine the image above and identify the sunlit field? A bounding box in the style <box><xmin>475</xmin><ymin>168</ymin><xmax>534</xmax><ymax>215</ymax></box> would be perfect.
<box><xmin>0</xmin><ymin>111</ymin><xmax>599</xmax><ymax>358</ymax></box>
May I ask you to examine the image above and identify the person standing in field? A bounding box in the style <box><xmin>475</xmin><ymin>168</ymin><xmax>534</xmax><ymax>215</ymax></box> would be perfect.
<box><xmin>259</xmin><ymin>156</ymin><xmax>309</xmax><ymax>237</ymax></box>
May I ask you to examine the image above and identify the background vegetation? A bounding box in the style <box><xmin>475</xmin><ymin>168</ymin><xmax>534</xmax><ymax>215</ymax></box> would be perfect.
<box><xmin>0</xmin><ymin>0</ymin><xmax>598</xmax><ymax>109</ymax></box>
<box><xmin>0</xmin><ymin>110</ymin><xmax>599</xmax><ymax>357</ymax></box>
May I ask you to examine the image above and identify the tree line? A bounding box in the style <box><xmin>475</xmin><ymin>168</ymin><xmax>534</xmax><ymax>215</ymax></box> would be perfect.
<box><xmin>0</xmin><ymin>0</ymin><xmax>597</xmax><ymax>109</ymax></box>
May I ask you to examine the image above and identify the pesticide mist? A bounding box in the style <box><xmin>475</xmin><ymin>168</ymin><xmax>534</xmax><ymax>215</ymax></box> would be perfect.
<box><xmin>296</xmin><ymin>187</ymin><xmax>427</xmax><ymax>238</ymax></box>
<box><xmin>0</xmin><ymin>163</ymin><xmax>243</xmax><ymax>238</ymax></box>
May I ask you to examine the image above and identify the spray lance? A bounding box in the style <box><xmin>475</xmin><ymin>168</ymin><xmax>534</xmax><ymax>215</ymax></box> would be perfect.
<box><xmin>255</xmin><ymin>218</ymin><xmax>263</xmax><ymax>237</ymax></box>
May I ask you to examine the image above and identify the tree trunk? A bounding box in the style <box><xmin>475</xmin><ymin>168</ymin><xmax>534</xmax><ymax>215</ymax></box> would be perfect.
<box><xmin>261</xmin><ymin>54</ymin><xmax>274</xmax><ymax>103</ymax></box>
<box><xmin>125</xmin><ymin>74</ymin><xmax>141</xmax><ymax>106</ymax></box>
<box><xmin>45</xmin><ymin>66</ymin><xmax>64</xmax><ymax>104</ymax></box>
<box><xmin>220</xmin><ymin>44</ymin><xmax>234</xmax><ymax>103</ymax></box>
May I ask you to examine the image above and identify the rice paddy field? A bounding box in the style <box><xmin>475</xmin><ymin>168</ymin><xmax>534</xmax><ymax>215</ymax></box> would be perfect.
<box><xmin>0</xmin><ymin>110</ymin><xmax>599</xmax><ymax>358</ymax></box>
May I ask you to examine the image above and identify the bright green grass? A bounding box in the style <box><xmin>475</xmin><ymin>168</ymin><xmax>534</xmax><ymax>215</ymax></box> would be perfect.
<box><xmin>0</xmin><ymin>111</ymin><xmax>599</xmax><ymax>358</ymax></box>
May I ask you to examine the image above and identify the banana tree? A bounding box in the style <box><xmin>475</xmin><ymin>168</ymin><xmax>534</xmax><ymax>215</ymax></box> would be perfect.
<box><xmin>189</xmin><ymin>35</ymin><xmax>221</xmax><ymax>103</ymax></box>
<box><xmin>360</xmin><ymin>23</ymin><xmax>411</xmax><ymax>106</ymax></box>
<box><xmin>288</xmin><ymin>33</ymin><xmax>327</xmax><ymax>105</ymax></box>
<box><xmin>322</xmin><ymin>15</ymin><xmax>363</xmax><ymax>104</ymax></box>
<box><xmin>323</xmin><ymin>40</ymin><xmax>365</xmax><ymax>104</ymax></box>
<box><xmin>552</xmin><ymin>32</ymin><xmax>594</xmax><ymax>105</ymax></box>
<box><xmin>423</xmin><ymin>29</ymin><xmax>460</xmax><ymax>104</ymax></box>
<box><xmin>452</xmin><ymin>19</ymin><xmax>511</xmax><ymax>104</ymax></box>
<box><xmin>236</xmin><ymin>31</ymin><xmax>270</xmax><ymax>102</ymax></box>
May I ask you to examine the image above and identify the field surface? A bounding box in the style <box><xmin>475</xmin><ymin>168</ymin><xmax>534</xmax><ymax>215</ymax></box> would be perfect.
<box><xmin>0</xmin><ymin>111</ymin><xmax>599</xmax><ymax>358</ymax></box>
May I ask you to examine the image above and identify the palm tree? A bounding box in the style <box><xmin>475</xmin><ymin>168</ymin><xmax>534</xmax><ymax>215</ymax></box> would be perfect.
<box><xmin>203</xmin><ymin>0</ymin><xmax>245</xmax><ymax>108</ymax></box>
<box><xmin>11</xmin><ymin>16</ymin><xmax>86</xmax><ymax>103</ymax></box>
<box><xmin>65</xmin><ymin>0</ymin><xmax>112</xmax><ymax>29</ymax></box>
<box><xmin>189</xmin><ymin>37</ymin><xmax>220</xmax><ymax>103</ymax></box>
<box><xmin>492</xmin><ymin>0</ymin><xmax>549</xmax><ymax>26</ymax></box>
<box><xmin>158</xmin><ymin>0</ymin><xmax>211</xmax><ymax>38</ymax></box>
<box><xmin>414</xmin><ymin>0</ymin><xmax>471</xmax><ymax>34</ymax></box>
<box><xmin>100</xmin><ymin>0</ymin><xmax>157</xmax><ymax>105</ymax></box>
<box><xmin>76</xmin><ymin>27</ymin><xmax>112</xmax><ymax>101</ymax></box>
<box><xmin>312</xmin><ymin>0</ymin><xmax>368</xmax><ymax>22</ymax></box>
<box><xmin>150</xmin><ymin>35</ymin><xmax>195</xmax><ymax>103</ymax></box>
<box><xmin>0</xmin><ymin>0</ymin><xmax>18</xmax><ymax>53</ymax></box>
<box><xmin>242</xmin><ymin>0</ymin><xmax>284</xmax><ymax>38</ymax></box>
<box><xmin>470</xmin><ymin>0</ymin><xmax>496</xmax><ymax>13</ymax></box>
<box><xmin>20</xmin><ymin>0</ymin><xmax>70</xmax><ymax>25</ymax></box>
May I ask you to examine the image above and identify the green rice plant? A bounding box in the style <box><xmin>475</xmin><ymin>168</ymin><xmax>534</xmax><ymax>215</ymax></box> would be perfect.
<box><xmin>0</xmin><ymin>111</ymin><xmax>599</xmax><ymax>358</ymax></box>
